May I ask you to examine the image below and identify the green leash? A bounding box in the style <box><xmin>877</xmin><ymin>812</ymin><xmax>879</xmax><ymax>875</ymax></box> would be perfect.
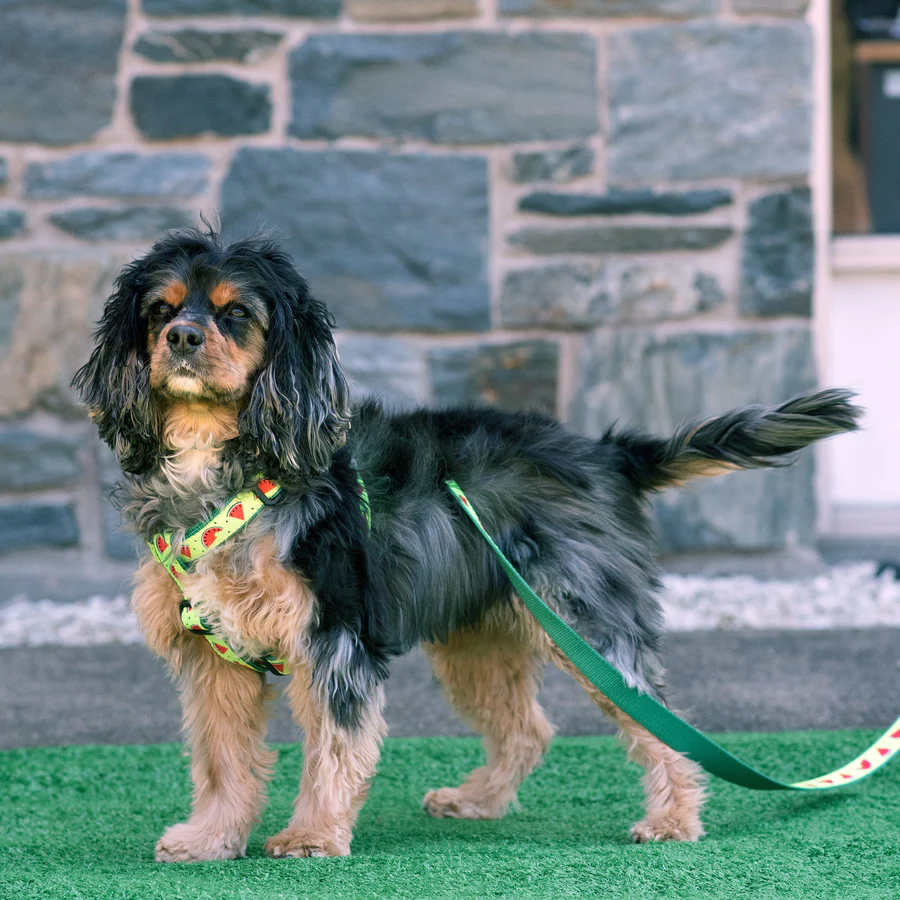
<box><xmin>446</xmin><ymin>480</ymin><xmax>900</xmax><ymax>792</ymax></box>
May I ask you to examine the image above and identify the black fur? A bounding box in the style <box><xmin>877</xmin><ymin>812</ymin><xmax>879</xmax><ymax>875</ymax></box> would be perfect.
<box><xmin>74</xmin><ymin>228</ymin><xmax>863</xmax><ymax>729</ymax></box>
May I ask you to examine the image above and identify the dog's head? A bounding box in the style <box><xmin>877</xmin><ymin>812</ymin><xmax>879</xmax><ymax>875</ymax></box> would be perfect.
<box><xmin>73</xmin><ymin>228</ymin><xmax>350</xmax><ymax>478</ymax></box>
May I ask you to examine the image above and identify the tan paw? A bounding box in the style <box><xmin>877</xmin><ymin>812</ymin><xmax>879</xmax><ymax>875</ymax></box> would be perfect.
<box><xmin>155</xmin><ymin>822</ymin><xmax>246</xmax><ymax>862</ymax></box>
<box><xmin>630</xmin><ymin>816</ymin><xmax>705</xmax><ymax>843</ymax></box>
<box><xmin>264</xmin><ymin>828</ymin><xmax>349</xmax><ymax>859</ymax></box>
<box><xmin>422</xmin><ymin>787</ymin><xmax>508</xmax><ymax>820</ymax></box>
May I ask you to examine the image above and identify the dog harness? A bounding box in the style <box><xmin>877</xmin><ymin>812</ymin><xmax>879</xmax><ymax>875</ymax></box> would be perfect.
<box><xmin>149</xmin><ymin>474</ymin><xmax>371</xmax><ymax>677</ymax></box>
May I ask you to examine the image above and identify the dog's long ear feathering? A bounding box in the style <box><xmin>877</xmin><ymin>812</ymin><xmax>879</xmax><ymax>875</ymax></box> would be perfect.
<box><xmin>234</xmin><ymin>242</ymin><xmax>351</xmax><ymax>479</ymax></box>
<box><xmin>71</xmin><ymin>257</ymin><xmax>159</xmax><ymax>475</ymax></box>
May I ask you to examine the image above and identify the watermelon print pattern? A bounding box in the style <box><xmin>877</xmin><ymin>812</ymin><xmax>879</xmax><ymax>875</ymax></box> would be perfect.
<box><xmin>150</xmin><ymin>477</ymin><xmax>289</xmax><ymax>677</ymax></box>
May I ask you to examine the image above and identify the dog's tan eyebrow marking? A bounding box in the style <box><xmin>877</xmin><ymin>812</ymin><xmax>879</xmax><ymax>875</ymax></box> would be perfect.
<box><xmin>160</xmin><ymin>280</ymin><xmax>187</xmax><ymax>308</ymax></box>
<box><xmin>210</xmin><ymin>281</ymin><xmax>241</xmax><ymax>308</ymax></box>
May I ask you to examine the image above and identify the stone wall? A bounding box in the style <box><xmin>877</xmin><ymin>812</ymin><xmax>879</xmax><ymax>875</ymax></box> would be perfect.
<box><xmin>0</xmin><ymin>0</ymin><xmax>817</xmax><ymax>600</ymax></box>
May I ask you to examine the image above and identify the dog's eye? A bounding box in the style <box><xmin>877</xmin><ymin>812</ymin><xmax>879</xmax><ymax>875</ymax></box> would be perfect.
<box><xmin>229</xmin><ymin>305</ymin><xmax>250</xmax><ymax>320</ymax></box>
<box><xmin>150</xmin><ymin>301</ymin><xmax>173</xmax><ymax>320</ymax></box>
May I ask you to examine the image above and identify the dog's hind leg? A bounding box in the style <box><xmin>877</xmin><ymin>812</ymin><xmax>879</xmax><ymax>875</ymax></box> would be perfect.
<box><xmin>422</xmin><ymin>613</ymin><xmax>555</xmax><ymax>820</ymax></box>
<box><xmin>545</xmin><ymin>644</ymin><xmax>706</xmax><ymax>843</ymax></box>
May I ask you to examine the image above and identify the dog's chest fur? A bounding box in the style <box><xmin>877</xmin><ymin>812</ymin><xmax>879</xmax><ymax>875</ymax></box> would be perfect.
<box><xmin>157</xmin><ymin>419</ymin><xmax>316</xmax><ymax>663</ymax></box>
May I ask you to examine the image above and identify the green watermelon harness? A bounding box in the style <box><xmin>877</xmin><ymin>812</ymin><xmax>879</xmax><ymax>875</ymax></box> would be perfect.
<box><xmin>149</xmin><ymin>474</ymin><xmax>370</xmax><ymax>676</ymax></box>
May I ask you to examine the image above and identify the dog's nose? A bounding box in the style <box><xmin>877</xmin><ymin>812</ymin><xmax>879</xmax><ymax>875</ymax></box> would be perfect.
<box><xmin>167</xmin><ymin>324</ymin><xmax>204</xmax><ymax>354</ymax></box>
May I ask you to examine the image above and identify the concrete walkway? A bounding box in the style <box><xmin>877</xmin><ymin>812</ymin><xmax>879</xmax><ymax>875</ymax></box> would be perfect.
<box><xmin>2</xmin><ymin>628</ymin><xmax>898</xmax><ymax>749</ymax></box>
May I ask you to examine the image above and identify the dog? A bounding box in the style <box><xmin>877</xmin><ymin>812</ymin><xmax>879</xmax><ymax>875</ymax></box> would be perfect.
<box><xmin>73</xmin><ymin>227</ymin><xmax>860</xmax><ymax>862</ymax></box>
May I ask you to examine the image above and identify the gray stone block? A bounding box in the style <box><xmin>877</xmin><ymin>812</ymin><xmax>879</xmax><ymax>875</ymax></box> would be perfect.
<box><xmin>0</xmin><ymin>429</ymin><xmax>82</xmax><ymax>490</ymax></box>
<box><xmin>143</xmin><ymin>0</ymin><xmax>339</xmax><ymax>14</ymax></box>
<box><xmin>0</xmin><ymin>0</ymin><xmax>126</xmax><ymax>144</ymax></box>
<box><xmin>134</xmin><ymin>29</ymin><xmax>283</xmax><ymax>63</ymax></box>
<box><xmin>499</xmin><ymin>264</ymin><xmax>612</xmax><ymax>329</ymax></box>
<box><xmin>50</xmin><ymin>206</ymin><xmax>194</xmax><ymax>241</ymax></box>
<box><xmin>519</xmin><ymin>188</ymin><xmax>733</xmax><ymax>216</ymax></box>
<box><xmin>0</xmin><ymin>251</ymin><xmax>130</xmax><ymax>417</ymax></box>
<box><xmin>429</xmin><ymin>341</ymin><xmax>560</xmax><ymax>414</ymax></box>
<box><xmin>500</xmin><ymin>0</ymin><xmax>716</xmax><ymax>14</ymax></box>
<box><xmin>0</xmin><ymin>260</ymin><xmax>24</xmax><ymax>357</ymax></box>
<box><xmin>348</xmin><ymin>0</ymin><xmax>477</xmax><ymax>19</ymax></box>
<box><xmin>24</xmin><ymin>153</ymin><xmax>211</xmax><ymax>199</ymax></box>
<box><xmin>0</xmin><ymin>160</ymin><xmax>7</xmax><ymax>188</ymax></box>
<box><xmin>289</xmin><ymin>32</ymin><xmax>598</xmax><ymax>144</ymax></box>
<box><xmin>740</xmin><ymin>188</ymin><xmax>813</xmax><ymax>318</ymax></box>
<box><xmin>608</xmin><ymin>23</ymin><xmax>812</xmax><ymax>180</ymax></box>
<box><xmin>733</xmin><ymin>0</ymin><xmax>807</xmax><ymax>13</ymax></box>
<box><xmin>499</xmin><ymin>259</ymin><xmax>726</xmax><ymax>329</ymax></box>
<box><xmin>95</xmin><ymin>442</ymin><xmax>139</xmax><ymax>561</ymax></box>
<box><xmin>610</xmin><ymin>261</ymin><xmax>726</xmax><ymax>323</ymax></box>
<box><xmin>0</xmin><ymin>210</ymin><xmax>25</xmax><ymax>240</ymax></box>
<box><xmin>509</xmin><ymin>225</ymin><xmax>732</xmax><ymax>254</ymax></box>
<box><xmin>510</xmin><ymin>146</ymin><xmax>594</xmax><ymax>183</ymax></box>
<box><xmin>0</xmin><ymin>502</ymin><xmax>79</xmax><ymax>554</ymax></box>
<box><xmin>131</xmin><ymin>75</ymin><xmax>271</xmax><ymax>139</ymax></box>
<box><xmin>570</xmin><ymin>326</ymin><xmax>818</xmax><ymax>551</ymax></box>
<box><xmin>337</xmin><ymin>335</ymin><xmax>429</xmax><ymax>410</ymax></box>
<box><xmin>220</xmin><ymin>148</ymin><xmax>490</xmax><ymax>332</ymax></box>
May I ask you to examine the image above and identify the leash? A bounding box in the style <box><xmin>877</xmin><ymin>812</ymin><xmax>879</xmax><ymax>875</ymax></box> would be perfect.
<box><xmin>445</xmin><ymin>480</ymin><xmax>900</xmax><ymax>791</ymax></box>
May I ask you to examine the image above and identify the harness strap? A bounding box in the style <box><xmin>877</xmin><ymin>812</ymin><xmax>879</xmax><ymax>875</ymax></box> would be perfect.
<box><xmin>150</xmin><ymin>476</ymin><xmax>290</xmax><ymax>675</ymax></box>
<box><xmin>150</xmin><ymin>472</ymin><xmax>372</xmax><ymax>677</ymax></box>
<box><xmin>445</xmin><ymin>478</ymin><xmax>900</xmax><ymax>792</ymax></box>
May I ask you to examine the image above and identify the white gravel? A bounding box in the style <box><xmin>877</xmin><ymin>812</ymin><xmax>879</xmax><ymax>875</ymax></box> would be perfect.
<box><xmin>1</xmin><ymin>563</ymin><xmax>899</xmax><ymax>649</ymax></box>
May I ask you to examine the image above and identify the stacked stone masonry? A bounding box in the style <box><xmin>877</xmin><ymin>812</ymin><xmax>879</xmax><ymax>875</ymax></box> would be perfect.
<box><xmin>0</xmin><ymin>0</ymin><xmax>818</xmax><ymax>597</ymax></box>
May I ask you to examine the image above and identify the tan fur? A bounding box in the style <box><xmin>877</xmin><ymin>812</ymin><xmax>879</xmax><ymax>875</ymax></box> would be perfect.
<box><xmin>422</xmin><ymin>607</ymin><xmax>554</xmax><ymax>819</ymax></box>
<box><xmin>155</xmin><ymin>642</ymin><xmax>277</xmax><ymax>862</ymax></box>
<box><xmin>667</xmin><ymin>458</ymin><xmax>742</xmax><ymax>483</ymax></box>
<box><xmin>181</xmin><ymin>533</ymin><xmax>317</xmax><ymax>664</ymax></box>
<box><xmin>210</xmin><ymin>281</ymin><xmax>240</xmax><ymax>308</ymax></box>
<box><xmin>265</xmin><ymin>662</ymin><xmax>387</xmax><ymax>858</ymax></box>
<box><xmin>423</xmin><ymin>602</ymin><xmax>705</xmax><ymax>842</ymax></box>
<box><xmin>158</xmin><ymin>402</ymin><xmax>239</xmax><ymax>494</ymax></box>
<box><xmin>544</xmin><ymin>644</ymin><xmax>706</xmax><ymax>843</ymax></box>
<box><xmin>160</xmin><ymin>279</ymin><xmax>187</xmax><ymax>309</ymax></box>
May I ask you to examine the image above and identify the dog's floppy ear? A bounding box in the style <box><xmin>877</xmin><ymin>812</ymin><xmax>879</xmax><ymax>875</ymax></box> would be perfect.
<box><xmin>237</xmin><ymin>248</ymin><xmax>350</xmax><ymax>477</ymax></box>
<box><xmin>72</xmin><ymin>257</ymin><xmax>159</xmax><ymax>475</ymax></box>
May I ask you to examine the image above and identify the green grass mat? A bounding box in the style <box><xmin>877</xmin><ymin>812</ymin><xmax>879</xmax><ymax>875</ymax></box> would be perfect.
<box><xmin>1</xmin><ymin>732</ymin><xmax>899</xmax><ymax>899</ymax></box>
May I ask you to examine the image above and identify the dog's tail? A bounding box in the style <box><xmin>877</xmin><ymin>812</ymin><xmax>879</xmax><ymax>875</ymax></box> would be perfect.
<box><xmin>611</xmin><ymin>388</ymin><xmax>862</xmax><ymax>493</ymax></box>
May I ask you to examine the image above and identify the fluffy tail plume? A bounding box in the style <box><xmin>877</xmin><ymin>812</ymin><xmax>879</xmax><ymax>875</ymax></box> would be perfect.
<box><xmin>613</xmin><ymin>388</ymin><xmax>862</xmax><ymax>492</ymax></box>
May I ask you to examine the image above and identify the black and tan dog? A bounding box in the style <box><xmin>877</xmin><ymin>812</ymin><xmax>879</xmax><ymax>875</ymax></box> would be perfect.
<box><xmin>74</xmin><ymin>228</ymin><xmax>859</xmax><ymax>862</ymax></box>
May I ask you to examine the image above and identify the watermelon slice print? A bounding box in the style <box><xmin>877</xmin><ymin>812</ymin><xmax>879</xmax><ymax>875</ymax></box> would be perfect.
<box><xmin>180</xmin><ymin>545</ymin><xmax>191</xmax><ymax>558</ymax></box>
<box><xmin>228</xmin><ymin>503</ymin><xmax>244</xmax><ymax>520</ymax></box>
<box><xmin>156</xmin><ymin>536</ymin><xmax>168</xmax><ymax>554</ymax></box>
<box><xmin>213</xmin><ymin>643</ymin><xmax>229</xmax><ymax>655</ymax></box>
<box><xmin>257</xmin><ymin>479</ymin><xmax>276</xmax><ymax>495</ymax></box>
<box><xmin>202</xmin><ymin>527</ymin><xmax>222</xmax><ymax>548</ymax></box>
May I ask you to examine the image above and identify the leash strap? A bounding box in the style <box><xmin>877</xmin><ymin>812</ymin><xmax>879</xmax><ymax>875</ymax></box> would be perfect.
<box><xmin>446</xmin><ymin>479</ymin><xmax>900</xmax><ymax>791</ymax></box>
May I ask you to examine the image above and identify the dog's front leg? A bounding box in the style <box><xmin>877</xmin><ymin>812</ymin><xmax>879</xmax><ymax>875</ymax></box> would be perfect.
<box><xmin>265</xmin><ymin>662</ymin><xmax>386</xmax><ymax>859</ymax></box>
<box><xmin>155</xmin><ymin>645</ymin><xmax>276</xmax><ymax>863</ymax></box>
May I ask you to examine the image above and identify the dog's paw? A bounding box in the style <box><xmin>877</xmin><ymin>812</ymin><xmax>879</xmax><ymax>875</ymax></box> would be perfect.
<box><xmin>264</xmin><ymin>828</ymin><xmax>349</xmax><ymax>859</ymax></box>
<box><xmin>630</xmin><ymin>816</ymin><xmax>705</xmax><ymax>843</ymax></box>
<box><xmin>155</xmin><ymin>822</ymin><xmax>246</xmax><ymax>862</ymax></box>
<box><xmin>422</xmin><ymin>787</ymin><xmax>508</xmax><ymax>820</ymax></box>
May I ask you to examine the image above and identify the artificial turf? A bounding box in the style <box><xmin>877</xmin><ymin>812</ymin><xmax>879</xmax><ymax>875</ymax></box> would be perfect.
<box><xmin>1</xmin><ymin>731</ymin><xmax>898</xmax><ymax>900</ymax></box>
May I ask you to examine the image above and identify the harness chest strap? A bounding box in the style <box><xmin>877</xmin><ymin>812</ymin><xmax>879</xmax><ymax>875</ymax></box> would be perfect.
<box><xmin>150</xmin><ymin>476</ymin><xmax>289</xmax><ymax>675</ymax></box>
<box><xmin>150</xmin><ymin>473</ymin><xmax>371</xmax><ymax>676</ymax></box>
